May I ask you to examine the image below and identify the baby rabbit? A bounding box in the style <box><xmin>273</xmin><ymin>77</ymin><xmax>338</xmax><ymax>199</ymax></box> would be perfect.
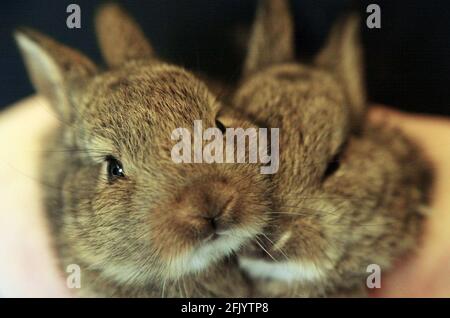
<box><xmin>234</xmin><ymin>0</ymin><xmax>432</xmax><ymax>297</ymax></box>
<box><xmin>14</xmin><ymin>3</ymin><xmax>271</xmax><ymax>297</ymax></box>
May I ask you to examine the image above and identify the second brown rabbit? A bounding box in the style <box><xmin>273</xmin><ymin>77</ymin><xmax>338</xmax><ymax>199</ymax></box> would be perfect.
<box><xmin>234</xmin><ymin>0</ymin><xmax>433</xmax><ymax>297</ymax></box>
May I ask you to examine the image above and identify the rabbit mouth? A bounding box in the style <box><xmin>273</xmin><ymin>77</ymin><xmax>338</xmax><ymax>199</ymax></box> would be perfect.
<box><xmin>205</xmin><ymin>233</ymin><xmax>220</xmax><ymax>242</ymax></box>
<box><xmin>204</xmin><ymin>231</ymin><xmax>226</xmax><ymax>242</ymax></box>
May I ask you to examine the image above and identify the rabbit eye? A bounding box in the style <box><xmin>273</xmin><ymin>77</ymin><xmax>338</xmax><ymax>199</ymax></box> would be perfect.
<box><xmin>323</xmin><ymin>156</ymin><xmax>339</xmax><ymax>179</ymax></box>
<box><xmin>323</xmin><ymin>153</ymin><xmax>341</xmax><ymax>180</ymax></box>
<box><xmin>215</xmin><ymin>119</ymin><xmax>226</xmax><ymax>133</ymax></box>
<box><xmin>323</xmin><ymin>141</ymin><xmax>348</xmax><ymax>180</ymax></box>
<box><xmin>106</xmin><ymin>156</ymin><xmax>125</xmax><ymax>180</ymax></box>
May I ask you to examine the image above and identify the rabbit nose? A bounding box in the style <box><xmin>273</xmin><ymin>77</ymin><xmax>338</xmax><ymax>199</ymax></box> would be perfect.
<box><xmin>203</xmin><ymin>215</ymin><xmax>219</xmax><ymax>232</ymax></box>
<box><xmin>200</xmin><ymin>194</ymin><xmax>233</xmax><ymax>233</ymax></box>
<box><xmin>177</xmin><ymin>178</ymin><xmax>238</xmax><ymax>237</ymax></box>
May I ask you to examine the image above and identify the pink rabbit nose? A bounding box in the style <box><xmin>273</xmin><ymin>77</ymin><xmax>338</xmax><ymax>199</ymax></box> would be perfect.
<box><xmin>200</xmin><ymin>194</ymin><xmax>235</xmax><ymax>234</ymax></box>
<box><xmin>174</xmin><ymin>177</ymin><xmax>239</xmax><ymax>239</ymax></box>
<box><xmin>202</xmin><ymin>213</ymin><xmax>220</xmax><ymax>231</ymax></box>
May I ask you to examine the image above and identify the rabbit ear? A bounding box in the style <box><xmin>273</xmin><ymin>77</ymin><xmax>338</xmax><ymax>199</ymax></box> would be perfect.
<box><xmin>315</xmin><ymin>14</ymin><xmax>366</xmax><ymax>126</ymax></box>
<box><xmin>95</xmin><ymin>3</ymin><xmax>155</xmax><ymax>68</ymax></box>
<box><xmin>14</xmin><ymin>28</ymin><xmax>97</xmax><ymax>121</ymax></box>
<box><xmin>243</xmin><ymin>0</ymin><xmax>295</xmax><ymax>77</ymax></box>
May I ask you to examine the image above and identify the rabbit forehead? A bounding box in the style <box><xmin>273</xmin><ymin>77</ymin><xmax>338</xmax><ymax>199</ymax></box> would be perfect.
<box><xmin>80</xmin><ymin>62</ymin><xmax>216</xmax><ymax>114</ymax></box>
<box><xmin>246</xmin><ymin>64</ymin><xmax>342</xmax><ymax>98</ymax></box>
<box><xmin>73</xmin><ymin>63</ymin><xmax>219</xmax><ymax>153</ymax></box>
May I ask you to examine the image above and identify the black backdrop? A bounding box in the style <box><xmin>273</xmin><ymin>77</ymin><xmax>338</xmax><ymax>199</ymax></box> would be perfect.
<box><xmin>1</xmin><ymin>0</ymin><xmax>449</xmax><ymax>115</ymax></box>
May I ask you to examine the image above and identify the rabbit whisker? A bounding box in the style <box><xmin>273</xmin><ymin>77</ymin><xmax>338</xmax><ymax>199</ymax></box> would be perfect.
<box><xmin>254</xmin><ymin>236</ymin><xmax>278</xmax><ymax>262</ymax></box>
<box><xmin>260</xmin><ymin>232</ymin><xmax>290</xmax><ymax>261</ymax></box>
<box><xmin>161</xmin><ymin>278</ymin><xmax>167</xmax><ymax>298</ymax></box>
<box><xmin>266</xmin><ymin>211</ymin><xmax>396</xmax><ymax>227</ymax></box>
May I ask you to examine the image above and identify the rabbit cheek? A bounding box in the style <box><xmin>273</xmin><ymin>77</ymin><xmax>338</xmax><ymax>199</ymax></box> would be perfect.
<box><xmin>89</xmin><ymin>181</ymin><xmax>137</xmax><ymax>236</ymax></box>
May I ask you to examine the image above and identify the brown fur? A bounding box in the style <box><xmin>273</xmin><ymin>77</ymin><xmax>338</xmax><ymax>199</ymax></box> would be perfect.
<box><xmin>14</xmin><ymin>0</ymin><xmax>433</xmax><ymax>298</ymax></box>
<box><xmin>234</xmin><ymin>0</ymin><xmax>432</xmax><ymax>297</ymax></box>
<box><xmin>15</xmin><ymin>3</ymin><xmax>271</xmax><ymax>297</ymax></box>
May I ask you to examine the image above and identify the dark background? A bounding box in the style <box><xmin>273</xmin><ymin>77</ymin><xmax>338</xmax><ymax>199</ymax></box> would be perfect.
<box><xmin>0</xmin><ymin>0</ymin><xmax>449</xmax><ymax>115</ymax></box>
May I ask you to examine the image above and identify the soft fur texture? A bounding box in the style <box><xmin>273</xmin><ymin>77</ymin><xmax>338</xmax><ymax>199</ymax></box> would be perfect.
<box><xmin>234</xmin><ymin>0</ymin><xmax>432</xmax><ymax>297</ymax></box>
<box><xmin>14</xmin><ymin>0</ymin><xmax>433</xmax><ymax>298</ymax></box>
<box><xmin>15</xmin><ymin>3</ymin><xmax>271</xmax><ymax>297</ymax></box>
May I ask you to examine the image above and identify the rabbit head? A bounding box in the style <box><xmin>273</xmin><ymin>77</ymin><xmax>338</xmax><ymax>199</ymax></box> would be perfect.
<box><xmin>14</xmin><ymin>3</ymin><xmax>270</xmax><ymax>288</ymax></box>
<box><xmin>234</xmin><ymin>0</ymin><xmax>432</xmax><ymax>296</ymax></box>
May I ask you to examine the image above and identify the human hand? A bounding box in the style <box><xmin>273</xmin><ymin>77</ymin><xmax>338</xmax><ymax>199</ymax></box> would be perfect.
<box><xmin>0</xmin><ymin>96</ymin><xmax>70</xmax><ymax>297</ymax></box>
<box><xmin>368</xmin><ymin>106</ymin><xmax>450</xmax><ymax>297</ymax></box>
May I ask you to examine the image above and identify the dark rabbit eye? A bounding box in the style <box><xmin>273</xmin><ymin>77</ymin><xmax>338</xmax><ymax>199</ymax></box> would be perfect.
<box><xmin>323</xmin><ymin>149</ymin><xmax>344</xmax><ymax>180</ymax></box>
<box><xmin>323</xmin><ymin>142</ymin><xmax>348</xmax><ymax>180</ymax></box>
<box><xmin>215</xmin><ymin>119</ymin><xmax>226</xmax><ymax>133</ymax></box>
<box><xmin>323</xmin><ymin>156</ymin><xmax>340</xmax><ymax>179</ymax></box>
<box><xmin>106</xmin><ymin>156</ymin><xmax>125</xmax><ymax>180</ymax></box>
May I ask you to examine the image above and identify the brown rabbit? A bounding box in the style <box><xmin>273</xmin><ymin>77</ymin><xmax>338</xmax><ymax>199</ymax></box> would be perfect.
<box><xmin>234</xmin><ymin>0</ymin><xmax>433</xmax><ymax>297</ymax></box>
<box><xmin>14</xmin><ymin>3</ymin><xmax>271</xmax><ymax>297</ymax></box>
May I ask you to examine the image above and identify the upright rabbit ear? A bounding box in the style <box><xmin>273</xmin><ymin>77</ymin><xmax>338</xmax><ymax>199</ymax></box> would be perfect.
<box><xmin>315</xmin><ymin>14</ymin><xmax>366</xmax><ymax>126</ymax></box>
<box><xmin>95</xmin><ymin>3</ymin><xmax>155</xmax><ymax>68</ymax></box>
<box><xmin>14</xmin><ymin>28</ymin><xmax>97</xmax><ymax>121</ymax></box>
<box><xmin>243</xmin><ymin>0</ymin><xmax>295</xmax><ymax>77</ymax></box>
